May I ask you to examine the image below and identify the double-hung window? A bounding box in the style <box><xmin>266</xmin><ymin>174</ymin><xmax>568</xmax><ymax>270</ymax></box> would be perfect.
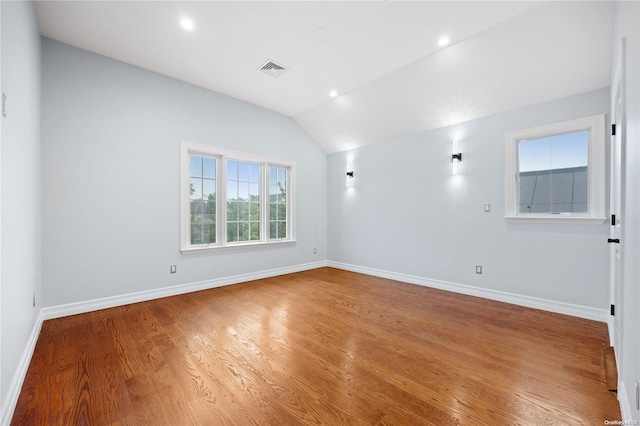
<box><xmin>505</xmin><ymin>114</ymin><xmax>606</xmax><ymax>223</ymax></box>
<box><xmin>181</xmin><ymin>142</ymin><xmax>295</xmax><ymax>252</ymax></box>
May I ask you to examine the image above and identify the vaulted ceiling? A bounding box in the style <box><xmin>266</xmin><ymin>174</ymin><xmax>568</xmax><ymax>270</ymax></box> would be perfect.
<box><xmin>35</xmin><ymin>1</ymin><xmax>613</xmax><ymax>153</ymax></box>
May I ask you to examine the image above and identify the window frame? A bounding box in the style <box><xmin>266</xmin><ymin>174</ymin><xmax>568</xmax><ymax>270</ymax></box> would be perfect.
<box><xmin>504</xmin><ymin>114</ymin><xmax>606</xmax><ymax>224</ymax></box>
<box><xmin>180</xmin><ymin>141</ymin><xmax>296</xmax><ymax>253</ymax></box>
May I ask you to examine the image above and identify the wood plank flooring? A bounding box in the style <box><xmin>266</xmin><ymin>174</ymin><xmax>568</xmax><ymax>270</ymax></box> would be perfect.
<box><xmin>11</xmin><ymin>268</ymin><xmax>621</xmax><ymax>425</ymax></box>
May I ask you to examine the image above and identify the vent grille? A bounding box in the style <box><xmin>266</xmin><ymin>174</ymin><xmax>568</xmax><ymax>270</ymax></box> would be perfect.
<box><xmin>258</xmin><ymin>60</ymin><xmax>288</xmax><ymax>78</ymax></box>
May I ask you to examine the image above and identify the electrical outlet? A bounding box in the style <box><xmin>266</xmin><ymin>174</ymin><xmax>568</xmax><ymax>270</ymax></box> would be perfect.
<box><xmin>636</xmin><ymin>380</ymin><xmax>639</xmax><ymax>410</ymax></box>
<box><xmin>313</xmin><ymin>248</ymin><xmax>318</xmax><ymax>254</ymax></box>
<box><xmin>170</xmin><ymin>265</ymin><xmax>177</xmax><ymax>274</ymax></box>
<box><xmin>483</xmin><ymin>203</ymin><xmax>491</xmax><ymax>213</ymax></box>
<box><xmin>33</xmin><ymin>292</ymin><xmax>36</xmax><ymax>307</ymax></box>
<box><xmin>475</xmin><ymin>266</ymin><xmax>483</xmax><ymax>274</ymax></box>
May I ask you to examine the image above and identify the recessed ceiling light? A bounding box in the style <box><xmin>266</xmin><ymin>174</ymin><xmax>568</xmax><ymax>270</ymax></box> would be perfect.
<box><xmin>181</xmin><ymin>17</ymin><xmax>195</xmax><ymax>31</ymax></box>
<box><xmin>330</xmin><ymin>90</ymin><xmax>338</xmax><ymax>98</ymax></box>
<box><xmin>438</xmin><ymin>36</ymin><xmax>450</xmax><ymax>47</ymax></box>
<box><xmin>314</xmin><ymin>27</ymin><xmax>328</xmax><ymax>38</ymax></box>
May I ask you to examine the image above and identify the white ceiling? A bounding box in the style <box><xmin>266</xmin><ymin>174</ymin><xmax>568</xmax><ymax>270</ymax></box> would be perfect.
<box><xmin>35</xmin><ymin>1</ymin><xmax>613</xmax><ymax>154</ymax></box>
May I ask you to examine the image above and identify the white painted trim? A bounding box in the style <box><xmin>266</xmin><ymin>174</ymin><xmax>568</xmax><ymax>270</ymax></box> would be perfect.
<box><xmin>505</xmin><ymin>114</ymin><xmax>606</xmax><ymax>223</ymax></box>
<box><xmin>0</xmin><ymin>310</ymin><xmax>43</xmax><ymax>426</ymax></box>
<box><xmin>180</xmin><ymin>141</ymin><xmax>297</xmax><ymax>253</ymax></box>
<box><xmin>607</xmin><ymin>314</ymin><xmax>616</xmax><ymax>347</ymax></box>
<box><xmin>618</xmin><ymin>380</ymin><xmax>634</xmax><ymax>424</ymax></box>
<box><xmin>328</xmin><ymin>261</ymin><xmax>608</xmax><ymax>322</ymax></box>
<box><xmin>505</xmin><ymin>216</ymin><xmax>606</xmax><ymax>224</ymax></box>
<box><xmin>43</xmin><ymin>261</ymin><xmax>327</xmax><ymax>320</ymax></box>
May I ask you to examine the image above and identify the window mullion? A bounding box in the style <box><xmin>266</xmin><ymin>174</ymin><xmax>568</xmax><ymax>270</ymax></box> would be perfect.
<box><xmin>219</xmin><ymin>156</ymin><xmax>227</xmax><ymax>246</ymax></box>
<box><xmin>286</xmin><ymin>167</ymin><xmax>292</xmax><ymax>239</ymax></box>
<box><xmin>261</xmin><ymin>162</ymin><xmax>268</xmax><ymax>242</ymax></box>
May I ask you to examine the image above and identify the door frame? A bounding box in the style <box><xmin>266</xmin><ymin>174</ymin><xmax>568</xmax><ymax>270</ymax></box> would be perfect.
<box><xmin>608</xmin><ymin>37</ymin><xmax>626</xmax><ymax>360</ymax></box>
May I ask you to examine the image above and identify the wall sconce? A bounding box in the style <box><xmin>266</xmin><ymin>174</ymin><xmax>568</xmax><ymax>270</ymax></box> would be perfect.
<box><xmin>451</xmin><ymin>140</ymin><xmax>462</xmax><ymax>175</ymax></box>
<box><xmin>346</xmin><ymin>170</ymin><xmax>354</xmax><ymax>187</ymax></box>
<box><xmin>346</xmin><ymin>162</ymin><xmax>354</xmax><ymax>187</ymax></box>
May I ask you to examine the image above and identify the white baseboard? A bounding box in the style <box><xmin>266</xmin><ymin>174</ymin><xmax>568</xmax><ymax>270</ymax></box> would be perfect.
<box><xmin>328</xmin><ymin>261</ymin><xmax>609</xmax><ymax>322</ymax></box>
<box><xmin>608</xmin><ymin>315</ymin><xmax>616</xmax><ymax>347</ymax></box>
<box><xmin>1</xmin><ymin>309</ymin><xmax>44</xmax><ymax>426</ymax></box>
<box><xmin>618</xmin><ymin>380</ymin><xmax>634</xmax><ymax>424</ymax></box>
<box><xmin>42</xmin><ymin>261</ymin><xmax>329</xmax><ymax>320</ymax></box>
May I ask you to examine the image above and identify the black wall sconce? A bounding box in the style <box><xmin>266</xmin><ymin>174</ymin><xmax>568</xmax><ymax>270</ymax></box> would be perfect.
<box><xmin>452</xmin><ymin>139</ymin><xmax>462</xmax><ymax>175</ymax></box>
<box><xmin>346</xmin><ymin>171</ymin><xmax>354</xmax><ymax>178</ymax></box>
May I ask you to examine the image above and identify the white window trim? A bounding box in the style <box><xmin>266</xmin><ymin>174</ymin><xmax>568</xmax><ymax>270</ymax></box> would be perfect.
<box><xmin>504</xmin><ymin>114</ymin><xmax>606</xmax><ymax>224</ymax></box>
<box><xmin>180</xmin><ymin>141</ymin><xmax>296</xmax><ymax>254</ymax></box>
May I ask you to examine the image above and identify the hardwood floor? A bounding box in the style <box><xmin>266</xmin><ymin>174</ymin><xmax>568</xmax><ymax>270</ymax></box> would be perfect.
<box><xmin>12</xmin><ymin>268</ymin><xmax>620</xmax><ymax>425</ymax></box>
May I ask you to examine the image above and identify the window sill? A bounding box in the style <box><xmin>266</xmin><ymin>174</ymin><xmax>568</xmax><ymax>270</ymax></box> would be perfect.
<box><xmin>504</xmin><ymin>215</ymin><xmax>606</xmax><ymax>224</ymax></box>
<box><xmin>180</xmin><ymin>239</ymin><xmax>296</xmax><ymax>254</ymax></box>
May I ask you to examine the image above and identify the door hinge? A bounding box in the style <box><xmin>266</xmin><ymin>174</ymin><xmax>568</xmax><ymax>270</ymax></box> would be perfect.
<box><xmin>612</xmin><ymin>124</ymin><xmax>616</xmax><ymax>136</ymax></box>
<box><xmin>611</xmin><ymin>214</ymin><xmax>616</xmax><ymax>226</ymax></box>
<box><xmin>608</xmin><ymin>238</ymin><xmax>620</xmax><ymax>244</ymax></box>
<box><xmin>610</xmin><ymin>304</ymin><xmax>615</xmax><ymax>316</ymax></box>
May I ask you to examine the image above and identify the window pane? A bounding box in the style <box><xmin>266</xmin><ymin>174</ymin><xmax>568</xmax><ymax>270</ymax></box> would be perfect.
<box><xmin>201</xmin><ymin>224</ymin><xmax>214</xmax><ymax>244</ymax></box>
<box><xmin>238</xmin><ymin>202</ymin><xmax>249</xmax><ymax>221</ymax></box>
<box><xmin>250</xmin><ymin>222</ymin><xmax>260</xmax><ymax>240</ymax></box>
<box><xmin>204</xmin><ymin>199</ymin><xmax>215</xmax><ymax>216</ymax></box>
<box><xmin>191</xmin><ymin>224</ymin><xmax>203</xmax><ymax>244</ymax></box>
<box><xmin>226</xmin><ymin>160</ymin><xmax>260</xmax><ymax>243</ymax></box>
<box><xmin>518</xmin><ymin>131</ymin><xmax>588</xmax><ymax>214</ymax></box>
<box><xmin>227</xmin><ymin>222</ymin><xmax>238</xmax><ymax>242</ymax></box>
<box><xmin>250</xmin><ymin>203</ymin><xmax>260</xmax><ymax>221</ymax></box>
<box><xmin>268</xmin><ymin>167</ymin><xmax>289</xmax><ymax>240</ymax></box>
<box><xmin>238</xmin><ymin>162</ymin><xmax>249</xmax><ymax>182</ymax></box>
<box><xmin>250</xmin><ymin>183</ymin><xmax>259</xmax><ymax>199</ymax></box>
<box><xmin>277</xmin><ymin>204</ymin><xmax>286</xmax><ymax>221</ymax></box>
<box><xmin>227</xmin><ymin>202</ymin><xmax>238</xmax><ymax>221</ymax></box>
<box><xmin>238</xmin><ymin>222</ymin><xmax>249</xmax><ymax>241</ymax></box>
<box><xmin>190</xmin><ymin>179</ymin><xmax>202</xmax><ymax>200</ymax></box>
<box><xmin>190</xmin><ymin>200</ymin><xmax>203</xmax><ymax>220</ymax></box>
<box><xmin>205</xmin><ymin>224</ymin><xmax>216</xmax><ymax>244</ymax></box>
<box><xmin>190</xmin><ymin>155</ymin><xmax>202</xmax><ymax>178</ymax></box>
<box><xmin>227</xmin><ymin>181</ymin><xmax>238</xmax><ymax>199</ymax></box>
<box><xmin>250</xmin><ymin>164</ymin><xmax>259</xmax><ymax>183</ymax></box>
<box><xmin>203</xmin><ymin>157</ymin><xmax>216</xmax><ymax>179</ymax></box>
<box><xmin>238</xmin><ymin>182</ymin><xmax>249</xmax><ymax>201</ymax></box>
<box><xmin>227</xmin><ymin>161</ymin><xmax>238</xmax><ymax>180</ymax></box>
<box><xmin>203</xmin><ymin>179</ymin><xmax>215</xmax><ymax>201</ymax></box>
<box><xmin>189</xmin><ymin>154</ymin><xmax>217</xmax><ymax>245</ymax></box>
<box><xmin>277</xmin><ymin>222</ymin><xmax>287</xmax><ymax>239</ymax></box>
<box><xmin>277</xmin><ymin>168</ymin><xmax>287</xmax><ymax>185</ymax></box>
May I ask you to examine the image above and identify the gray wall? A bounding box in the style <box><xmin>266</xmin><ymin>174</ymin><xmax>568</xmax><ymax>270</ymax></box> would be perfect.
<box><xmin>612</xmin><ymin>0</ymin><xmax>640</xmax><ymax>420</ymax></box>
<box><xmin>41</xmin><ymin>38</ymin><xmax>327</xmax><ymax>307</ymax></box>
<box><xmin>0</xmin><ymin>0</ymin><xmax>42</xmax><ymax>415</ymax></box>
<box><xmin>328</xmin><ymin>88</ymin><xmax>610</xmax><ymax>309</ymax></box>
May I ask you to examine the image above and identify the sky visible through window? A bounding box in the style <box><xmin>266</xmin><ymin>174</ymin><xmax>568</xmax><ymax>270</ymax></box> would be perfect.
<box><xmin>518</xmin><ymin>131</ymin><xmax>588</xmax><ymax>172</ymax></box>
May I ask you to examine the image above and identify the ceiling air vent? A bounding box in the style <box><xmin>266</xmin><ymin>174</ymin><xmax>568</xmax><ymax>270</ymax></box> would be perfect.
<box><xmin>258</xmin><ymin>60</ymin><xmax>288</xmax><ymax>78</ymax></box>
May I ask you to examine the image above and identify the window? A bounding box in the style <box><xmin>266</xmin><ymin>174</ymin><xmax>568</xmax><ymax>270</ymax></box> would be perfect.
<box><xmin>181</xmin><ymin>142</ymin><xmax>295</xmax><ymax>253</ymax></box>
<box><xmin>505</xmin><ymin>114</ymin><xmax>605</xmax><ymax>223</ymax></box>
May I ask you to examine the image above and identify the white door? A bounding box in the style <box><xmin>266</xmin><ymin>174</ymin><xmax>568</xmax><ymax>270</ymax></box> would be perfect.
<box><xmin>609</xmin><ymin>38</ymin><xmax>626</xmax><ymax>358</ymax></box>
